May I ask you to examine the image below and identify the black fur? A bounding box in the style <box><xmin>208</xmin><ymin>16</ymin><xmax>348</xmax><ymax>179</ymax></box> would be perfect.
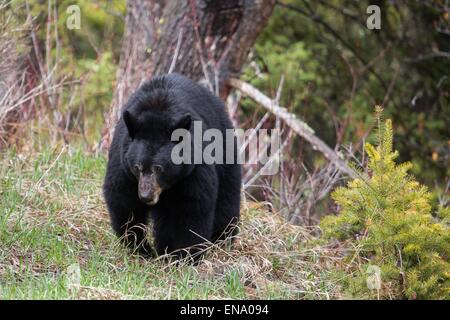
<box><xmin>103</xmin><ymin>73</ymin><xmax>241</xmax><ymax>263</ymax></box>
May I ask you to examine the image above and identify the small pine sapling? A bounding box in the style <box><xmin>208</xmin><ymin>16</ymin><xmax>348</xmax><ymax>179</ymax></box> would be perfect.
<box><xmin>321</xmin><ymin>107</ymin><xmax>450</xmax><ymax>299</ymax></box>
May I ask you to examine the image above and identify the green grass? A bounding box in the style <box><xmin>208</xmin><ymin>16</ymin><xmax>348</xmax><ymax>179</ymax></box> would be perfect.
<box><xmin>0</xmin><ymin>145</ymin><xmax>341</xmax><ymax>299</ymax></box>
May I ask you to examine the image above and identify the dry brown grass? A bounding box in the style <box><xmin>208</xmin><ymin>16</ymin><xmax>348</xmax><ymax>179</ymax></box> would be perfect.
<box><xmin>190</xmin><ymin>202</ymin><xmax>344</xmax><ymax>299</ymax></box>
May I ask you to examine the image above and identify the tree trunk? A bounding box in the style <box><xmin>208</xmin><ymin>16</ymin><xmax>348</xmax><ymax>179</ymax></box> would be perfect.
<box><xmin>100</xmin><ymin>0</ymin><xmax>276</xmax><ymax>150</ymax></box>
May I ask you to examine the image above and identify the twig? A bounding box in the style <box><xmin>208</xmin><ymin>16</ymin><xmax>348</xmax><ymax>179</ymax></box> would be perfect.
<box><xmin>168</xmin><ymin>28</ymin><xmax>184</xmax><ymax>74</ymax></box>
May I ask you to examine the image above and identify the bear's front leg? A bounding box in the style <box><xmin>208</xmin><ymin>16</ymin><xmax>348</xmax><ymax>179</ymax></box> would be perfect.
<box><xmin>103</xmin><ymin>171</ymin><xmax>155</xmax><ymax>258</ymax></box>
<box><xmin>153</xmin><ymin>206</ymin><xmax>215</xmax><ymax>264</ymax></box>
<box><xmin>152</xmin><ymin>167</ymin><xmax>218</xmax><ymax>263</ymax></box>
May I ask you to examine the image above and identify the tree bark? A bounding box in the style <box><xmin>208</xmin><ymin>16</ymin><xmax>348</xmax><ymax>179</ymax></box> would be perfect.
<box><xmin>100</xmin><ymin>0</ymin><xmax>276</xmax><ymax>150</ymax></box>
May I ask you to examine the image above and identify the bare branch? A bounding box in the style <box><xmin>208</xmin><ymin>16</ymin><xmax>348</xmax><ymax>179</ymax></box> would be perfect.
<box><xmin>229</xmin><ymin>78</ymin><xmax>357</xmax><ymax>178</ymax></box>
<box><xmin>168</xmin><ymin>28</ymin><xmax>184</xmax><ymax>74</ymax></box>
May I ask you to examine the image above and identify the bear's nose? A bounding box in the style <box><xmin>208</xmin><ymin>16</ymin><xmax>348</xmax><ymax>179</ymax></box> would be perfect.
<box><xmin>138</xmin><ymin>190</ymin><xmax>152</xmax><ymax>201</ymax></box>
<box><xmin>138</xmin><ymin>173</ymin><xmax>162</xmax><ymax>205</ymax></box>
<box><xmin>138</xmin><ymin>192</ymin><xmax>160</xmax><ymax>205</ymax></box>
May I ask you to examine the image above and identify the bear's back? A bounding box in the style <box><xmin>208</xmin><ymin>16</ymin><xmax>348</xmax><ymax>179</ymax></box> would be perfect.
<box><xmin>142</xmin><ymin>73</ymin><xmax>234</xmax><ymax>132</ymax></box>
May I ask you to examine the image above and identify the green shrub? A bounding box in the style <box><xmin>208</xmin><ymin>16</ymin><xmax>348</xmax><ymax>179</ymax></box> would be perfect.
<box><xmin>320</xmin><ymin>109</ymin><xmax>450</xmax><ymax>299</ymax></box>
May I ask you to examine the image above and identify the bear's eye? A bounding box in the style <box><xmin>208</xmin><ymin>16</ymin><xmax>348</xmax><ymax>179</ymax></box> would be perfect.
<box><xmin>133</xmin><ymin>164</ymin><xmax>142</xmax><ymax>172</ymax></box>
<box><xmin>151</xmin><ymin>165</ymin><xmax>163</xmax><ymax>174</ymax></box>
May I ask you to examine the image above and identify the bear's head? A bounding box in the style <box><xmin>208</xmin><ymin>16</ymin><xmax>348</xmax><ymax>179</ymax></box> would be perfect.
<box><xmin>122</xmin><ymin>94</ymin><xmax>192</xmax><ymax>206</ymax></box>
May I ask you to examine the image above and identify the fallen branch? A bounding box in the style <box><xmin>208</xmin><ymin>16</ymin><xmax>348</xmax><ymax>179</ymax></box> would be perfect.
<box><xmin>228</xmin><ymin>78</ymin><xmax>357</xmax><ymax>178</ymax></box>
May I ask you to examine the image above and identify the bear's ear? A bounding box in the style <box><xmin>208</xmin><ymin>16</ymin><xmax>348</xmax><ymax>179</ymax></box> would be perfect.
<box><xmin>174</xmin><ymin>113</ymin><xmax>191</xmax><ymax>130</ymax></box>
<box><xmin>123</xmin><ymin>110</ymin><xmax>136</xmax><ymax>139</ymax></box>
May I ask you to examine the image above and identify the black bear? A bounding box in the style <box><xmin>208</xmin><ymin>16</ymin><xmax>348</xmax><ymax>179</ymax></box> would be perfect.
<box><xmin>103</xmin><ymin>73</ymin><xmax>241</xmax><ymax>262</ymax></box>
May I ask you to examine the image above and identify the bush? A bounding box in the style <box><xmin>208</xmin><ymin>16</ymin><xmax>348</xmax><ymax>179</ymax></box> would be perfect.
<box><xmin>320</xmin><ymin>109</ymin><xmax>450</xmax><ymax>299</ymax></box>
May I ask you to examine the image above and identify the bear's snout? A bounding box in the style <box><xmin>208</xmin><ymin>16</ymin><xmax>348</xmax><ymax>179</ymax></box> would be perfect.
<box><xmin>138</xmin><ymin>173</ymin><xmax>162</xmax><ymax>205</ymax></box>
